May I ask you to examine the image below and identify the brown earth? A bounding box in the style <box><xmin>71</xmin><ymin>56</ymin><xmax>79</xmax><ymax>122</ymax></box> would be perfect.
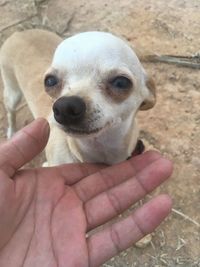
<box><xmin>0</xmin><ymin>0</ymin><xmax>200</xmax><ymax>266</ymax></box>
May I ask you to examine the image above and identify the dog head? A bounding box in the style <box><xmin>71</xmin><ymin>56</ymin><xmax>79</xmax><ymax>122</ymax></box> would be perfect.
<box><xmin>44</xmin><ymin>32</ymin><xmax>156</xmax><ymax>137</ymax></box>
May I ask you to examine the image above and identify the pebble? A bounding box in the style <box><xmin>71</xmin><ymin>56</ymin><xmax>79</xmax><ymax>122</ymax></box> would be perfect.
<box><xmin>135</xmin><ymin>234</ymin><xmax>152</xmax><ymax>248</ymax></box>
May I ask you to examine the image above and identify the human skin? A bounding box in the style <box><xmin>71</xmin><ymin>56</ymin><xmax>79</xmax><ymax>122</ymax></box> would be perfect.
<box><xmin>0</xmin><ymin>118</ymin><xmax>173</xmax><ymax>267</ymax></box>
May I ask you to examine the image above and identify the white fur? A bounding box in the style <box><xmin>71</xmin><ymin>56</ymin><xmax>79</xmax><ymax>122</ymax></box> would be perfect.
<box><xmin>0</xmin><ymin>30</ymin><xmax>155</xmax><ymax>165</ymax></box>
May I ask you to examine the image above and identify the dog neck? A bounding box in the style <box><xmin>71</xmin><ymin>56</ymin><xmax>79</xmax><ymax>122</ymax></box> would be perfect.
<box><xmin>67</xmin><ymin>115</ymin><xmax>139</xmax><ymax>165</ymax></box>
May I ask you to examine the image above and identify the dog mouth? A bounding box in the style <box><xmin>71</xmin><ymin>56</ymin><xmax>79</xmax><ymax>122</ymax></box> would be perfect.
<box><xmin>53</xmin><ymin>115</ymin><xmax>115</xmax><ymax>137</ymax></box>
<box><xmin>61</xmin><ymin>125</ymin><xmax>104</xmax><ymax>136</ymax></box>
<box><xmin>59</xmin><ymin>119</ymin><xmax>113</xmax><ymax>137</ymax></box>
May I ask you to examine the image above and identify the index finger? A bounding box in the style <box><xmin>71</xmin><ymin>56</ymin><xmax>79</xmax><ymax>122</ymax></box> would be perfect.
<box><xmin>0</xmin><ymin>118</ymin><xmax>49</xmax><ymax>177</ymax></box>
<box><xmin>73</xmin><ymin>151</ymin><xmax>162</xmax><ymax>202</ymax></box>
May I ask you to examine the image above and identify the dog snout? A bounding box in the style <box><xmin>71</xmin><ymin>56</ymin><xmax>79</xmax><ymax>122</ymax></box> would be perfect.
<box><xmin>53</xmin><ymin>96</ymin><xmax>86</xmax><ymax>125</ymax></box>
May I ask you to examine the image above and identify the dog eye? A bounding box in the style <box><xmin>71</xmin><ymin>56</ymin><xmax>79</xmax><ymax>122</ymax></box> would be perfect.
<box><xmin>110</xmin><ymin>76</ymin><xmax>132</xmax><ymax>90</ymax></box>
<box><xmin>44</xmin><ymin>75</ymin><xmax>59</xmax><ymax>87</ymax></box>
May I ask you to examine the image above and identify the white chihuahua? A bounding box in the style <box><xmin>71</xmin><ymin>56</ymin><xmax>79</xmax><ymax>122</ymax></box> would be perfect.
<box><xmin>0</xmin><ymin>29</ymin><xmax>156</xmax><ymax>166</ymax></box>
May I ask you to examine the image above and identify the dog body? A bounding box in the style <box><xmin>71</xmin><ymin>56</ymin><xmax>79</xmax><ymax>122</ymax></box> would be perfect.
<box><xmin>0</xmin><ymin>29</ymin><xmax>155</xmax><ymax>165</ymax></box>
<box><xmin>0</xmin><ymin>30</ymin><xmax>61</xmax><ymax>133</ymax></box>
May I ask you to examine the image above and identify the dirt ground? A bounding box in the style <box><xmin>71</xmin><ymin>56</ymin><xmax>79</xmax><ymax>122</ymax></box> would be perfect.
<box><xmin>0</xmin><ymin>0</ymin><xmax>200</xmax><ymax>266</ymax></box>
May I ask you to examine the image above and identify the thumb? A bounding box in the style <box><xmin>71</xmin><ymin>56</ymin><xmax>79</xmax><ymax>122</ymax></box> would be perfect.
<box><xmin>0</xmin><ymin>118</ymin><xmax>49</xmax><ymax>177</ymax></box>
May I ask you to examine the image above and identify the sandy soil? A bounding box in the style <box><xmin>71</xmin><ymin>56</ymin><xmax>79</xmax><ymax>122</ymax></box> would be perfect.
<box><xmin>0</xmin><ymin>0</ymin><xmax>200</xmax><ymax>266</ymax></box>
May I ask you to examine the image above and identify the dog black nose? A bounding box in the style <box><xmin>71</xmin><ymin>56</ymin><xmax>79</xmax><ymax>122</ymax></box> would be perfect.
<box><xmin>53</xmin><ymin>96</ymin><xmax>86</xmax><ymax>125</ymax></box>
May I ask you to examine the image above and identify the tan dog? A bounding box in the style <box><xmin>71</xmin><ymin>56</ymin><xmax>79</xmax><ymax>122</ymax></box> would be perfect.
<box><xmin>0</xmin><ymin>29</ymin><xmax>156</xmax><ymax>166</ymax></box>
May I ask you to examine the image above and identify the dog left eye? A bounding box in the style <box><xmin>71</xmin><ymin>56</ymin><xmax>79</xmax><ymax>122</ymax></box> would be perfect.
<box><xmin>110</xmin><ymin>76</ymin><xmax>132</xmax><ymax>90</ymax></box>
<box><xmin>44</xmin><ymin>75</ymin><xmax>59</xmax><ymax>87</ymax></box>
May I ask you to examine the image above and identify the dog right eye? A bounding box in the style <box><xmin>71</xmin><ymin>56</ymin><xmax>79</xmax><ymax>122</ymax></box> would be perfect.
<box><xmin>110</xmin><ymin>76</ymin><xmax>132</xmax><ymax>90</ymax></box>
<box><xmin>44</xmin><ymin>75</ymin><xmax>59</xmax><ymax>87</ymax></box>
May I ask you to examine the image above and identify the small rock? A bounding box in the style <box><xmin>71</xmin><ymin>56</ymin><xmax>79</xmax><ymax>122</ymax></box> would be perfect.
<box><xmin>135</xmin><ymin>234</ymin><xmax>152</xmax><ymax>248</ymax></box>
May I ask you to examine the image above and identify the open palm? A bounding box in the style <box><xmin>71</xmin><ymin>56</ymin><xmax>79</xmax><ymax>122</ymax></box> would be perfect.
<box><xmin>0</xmin><ymin>119</ymin><xmax>172</xmax><ymax>267</ymax></box>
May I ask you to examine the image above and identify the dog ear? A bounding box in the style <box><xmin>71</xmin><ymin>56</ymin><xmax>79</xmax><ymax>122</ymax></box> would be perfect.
<box><xmin>140</xmin><ymin>76</ymin><xmax>156</xmax><ymax>110</ymax></box>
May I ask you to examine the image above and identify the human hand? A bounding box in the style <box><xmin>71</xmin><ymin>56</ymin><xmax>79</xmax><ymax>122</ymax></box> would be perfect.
<box><xmin>0</xmin><ymin>118</ymin><xmax>173</xmax><ymax>267</ymax></box>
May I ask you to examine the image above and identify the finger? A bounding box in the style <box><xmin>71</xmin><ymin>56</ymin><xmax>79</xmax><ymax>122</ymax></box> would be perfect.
<box><xmin>35</xmin><ymin>152</ymin><xmax>160</xmax><ymax>187</ymax></box>
<box><xmin>73</xmin><ymin>151</ymin><xmax>163</xmax><ymax>202</ymax></box>
<box><xmin>87</xmin><ymin>194</ymin><xmax>172</xmax><ymax>267</ymax></box>
<box><xmin>38</xmin><ymin>162</ymin><xmax>105</xmax><ymax>185</ymax></box>
<box><xmin>85</xmin><ymin>157</ymin><xmax>173</xmax><ymax>230</ymax></box>
<box><xmin>0</xmin><ymin>118</ymin><xmax>49</xmax><ymax>177</ymax></box>
<box><xmin>54</xmin><ymin>162</ymin><xmax>106</xmax><ymax>185</ymax></box>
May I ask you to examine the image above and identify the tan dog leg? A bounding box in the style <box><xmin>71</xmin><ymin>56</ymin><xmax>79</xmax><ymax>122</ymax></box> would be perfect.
<box><xmin>1</xmin><ymin>67</ymin><xmax>22</xmax><ymax>138</ymax></box>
